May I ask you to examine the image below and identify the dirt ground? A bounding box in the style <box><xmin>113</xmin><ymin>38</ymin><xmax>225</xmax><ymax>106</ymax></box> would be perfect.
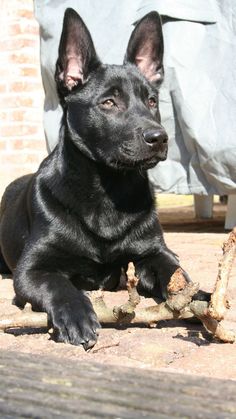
<box><xmin>0</xmin><ymin>200</ymin><xmax>236</xmax><ymax>381</ymax></box>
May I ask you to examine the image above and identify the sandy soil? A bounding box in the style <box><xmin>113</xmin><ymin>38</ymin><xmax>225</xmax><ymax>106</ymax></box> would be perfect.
<box><xmin>0</xmin><ymin>205</ymin><xmax>235</xmax><ymax>381</ymax></box>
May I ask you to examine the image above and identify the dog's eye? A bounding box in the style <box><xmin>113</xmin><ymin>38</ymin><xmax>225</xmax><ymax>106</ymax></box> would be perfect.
<box><xmin>148</xmin><ymin>97</ymin><xmax>157</xmax><ymax>108</ymax></box>
<box><xmin>101</xmin><ymin>99</ymin><xmax>116</xmax><ymax>108</ymax></box>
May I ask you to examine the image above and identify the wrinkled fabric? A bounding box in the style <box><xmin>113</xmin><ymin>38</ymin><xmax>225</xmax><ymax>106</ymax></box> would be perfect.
<box><xmin>34</xmin><ymin>0</ymin><xmax>236</xmax><ymax>195</ymax></box>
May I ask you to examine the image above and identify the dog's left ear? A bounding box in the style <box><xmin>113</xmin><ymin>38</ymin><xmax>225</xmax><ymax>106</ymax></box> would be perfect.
<box><xmin>124</xmin><ymin>12</ymin><xmax>164</xmax><ymax>84</ymax></box>
<box><xmin>55</xmin><ymin>8</ymin><xmax>101</xmax><ymax>93</ymax></box>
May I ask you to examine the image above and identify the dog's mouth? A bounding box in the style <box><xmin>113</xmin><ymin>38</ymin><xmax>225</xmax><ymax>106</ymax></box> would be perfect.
<box><xmin>110</xmin><ymin>153</ymin><xmax>167</xmax><ymax>171</ymax></box>
<box><xmin>134</xmin><ymin>156</ymin><xmax>163</xmax><ymax>169</ymax></box>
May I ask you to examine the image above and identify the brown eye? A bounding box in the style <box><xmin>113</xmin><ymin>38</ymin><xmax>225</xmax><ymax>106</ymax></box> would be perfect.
<box><xmin>148</xmin><ymin>97</ymin><xmax>157</xmax><ymax>108</ymax></box>
<box><xmin>102</xmin><ymin>99</ymin><xmax>115</xmax><ymax>108</ymax></box>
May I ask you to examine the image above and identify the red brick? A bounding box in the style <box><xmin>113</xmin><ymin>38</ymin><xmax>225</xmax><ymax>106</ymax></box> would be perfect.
<box><xmin>10</xmin><ymin>139</ymin><xmax>46</xmax><ymax>151</ymax></box>
<box><xmin>8</xmin><ymin>110</ymin><xmax>25</xmax><ymax>122</ymax></box>
<box><xmin>0</xmin><ymin>83</ymin><xmax>7</xmax><ymax>93</ymax></box>
<box><xmin>7</xmin><ymin>23</ymin><xmax>19</xmax><ymax>36</ymax></box>
<box><xmin>0</xmin><ymin>38</ymin><xmax>36</xmax><ymax>51</ymax></box>
<box><xmin>8</xmin><ymin>23</ymin><xmax>39</xmax><ymax>37</ymax></box>
<box><xmin>0</xmin><ymin>0</ymin><xmax>46</xmax><ymax>181</ymax></box>
<box><xmin>9</xmin><ymin>52</ymin><xmax>38</xmax><ymax>65</ymax></box>
<box><xmin>24</xmin><ymin>110</ymin><xmax>43</xmax><ymax>123</ymax></box>
<box><xmin>1</xmin><ymin>66</ymin><xmax>39</xmax><ymax>78</ymax></box>
<box><xmin>0</xmin><ymin>67</ymin><xmax>21</xmax><ymax>79</ymax></box>
<box><xmin>6</xmin><ymin>109</ymin><xmax>44</xmax><ymax>126</ymax></box>
<box><xmin>0</xmin><ymin>124</ymin><xmax>39</xmax><ymax>137</ymax></box>
<box><xmin>0</xmin><ymin>67</ymin><xmax>15</xmax><ymax>78</ymax></box>
<box><xmin>17</xmin><ymin>9</ymin><xmax>34</xmax><ymax>19</ymax></box>
<box><xmin>0</xmin><ymin>152</ymin><xmax>43</xmax><ymax>166</ymax></box>
<box><xmin>9</xmin><ymin>109</ymin><xmax>43</xmax><ymax>123</ymax></box>
<box><xmin>19</xmin><ymin>66</ymin><xmax>39</xmax><ymax>78</ymax></box>
<box><xmin>7</xmin><ymin>23</ymin><xmax>22</xmax><ymax>37</ymax></box>
<box><xmin>0</xmin><ymin>110</ymin><xmax>8</xmax><ymax>120</ymax></box>
<box><xmin>0</xmin><ymin>141</ymin><xmax>6</xmax><ymax>150</ymax></box>
<box><xmin>9</xmin><ymin>80</ymin><xmax>43</xmax><ymax>92</ymax></box>
<box><xmin>0</xmin><ymin>95</ymin><xmax>34</xmax><ymax>108</ymax></box>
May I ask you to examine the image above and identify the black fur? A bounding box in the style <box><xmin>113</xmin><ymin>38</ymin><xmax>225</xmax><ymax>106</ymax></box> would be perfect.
<box><xmin>0</xmin><ymin>9</ymin><xmax>190</xmax><ymax>349</ymax></box>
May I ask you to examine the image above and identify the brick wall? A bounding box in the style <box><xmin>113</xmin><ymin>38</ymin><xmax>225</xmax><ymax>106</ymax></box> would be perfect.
<box><xmin>0</xmin><ymin>0</ymin><xmax>46</xmax><ymax>197</ymax></box>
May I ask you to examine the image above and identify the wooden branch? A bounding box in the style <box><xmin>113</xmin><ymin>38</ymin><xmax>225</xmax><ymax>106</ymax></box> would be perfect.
<box><xmin>0</xmin><ymin>231</ymin><xmax>235</xmax><ymax>344</ymax></box>
<box><xmin>0</xmin><ymin>304</ymin><xmax>47</xmax><ymax>330</ymax></box>
<box><xmin>0</xmin><ymin>271</ymin><xmax>199</xmax><ymax>329</ymax></box>
<box><xmin>207</xmin><ymin>227</ymin><xmax>236</xmax><ymax>321</ymax></box>
<box><xmin>113</xmin><ymin>262</ymin><xmax>141</xmax><ymax>321</ymax></box>
<box><xmin>0</xmin><ymin>274</ymin><xmax>200</xmax><ymax>328</ymax></box>
<box><xmin>0</xmin><ymin>286</ymin><xmax>235</xmax><ymax>343</ymax></box>
<box><xmin>90</xmin><ymin>265</ymin><xmax>199</xmax><ymax>325</ymax></box>
<box><xmin>190</xmin><ymin>301</ymin><xmax>235</xmax><ymax>343</ymax></box>
<box><xmin>0</xmin><ymin>287</ymin><xmax>196</xmax><ymax>330</ymax></box>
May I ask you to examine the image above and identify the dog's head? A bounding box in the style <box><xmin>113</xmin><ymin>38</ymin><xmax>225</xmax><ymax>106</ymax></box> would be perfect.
<box><xmin>55</xmin><ymin>8</ymin><xmax>168</xmax><ymax>170</ymax></box>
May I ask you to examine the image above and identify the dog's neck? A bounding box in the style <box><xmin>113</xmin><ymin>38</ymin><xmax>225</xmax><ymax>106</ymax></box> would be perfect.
<box><xmin>53</xmin><ymin>133</ymin><xmax>155</xmax><ymax>215</ymax></box>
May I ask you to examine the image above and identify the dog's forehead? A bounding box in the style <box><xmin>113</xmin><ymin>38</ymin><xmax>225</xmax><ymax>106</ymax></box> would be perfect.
<box><xmin>90</xmin><ymin>64</ymin><xmax>151</xmax><ymax>93</ymax></box>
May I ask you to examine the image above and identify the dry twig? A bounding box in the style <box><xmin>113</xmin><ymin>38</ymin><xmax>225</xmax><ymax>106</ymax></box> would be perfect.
<box><xmin>112</xmin><ymin>262</ymin><xmax>141</xmax><ymax>321</ymax></box>
<box><xmin>0</xmin><ymin>304</ymin><xmax>47</xmax><ymax>331</ymax></box>
<box><xmin>207</xmin><ymin>227</ymin><xmax>236</xmax><ymax>321</ymax></box>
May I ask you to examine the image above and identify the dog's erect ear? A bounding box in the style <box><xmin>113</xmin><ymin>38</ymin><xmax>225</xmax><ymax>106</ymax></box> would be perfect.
<box><xmin>55</xmin><ymin>8</ymin><xmax>101</xmax><ymax>93</ymax></box>
<box><xmin>124</xmin><ymin>12</ymin><xmax>164</xmax><ymax>84</ymax></box>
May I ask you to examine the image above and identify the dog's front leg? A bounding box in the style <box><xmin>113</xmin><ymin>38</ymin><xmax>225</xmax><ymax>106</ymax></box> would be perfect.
<box><xmin>136</xmin><ymin>247</ymin><xmax>191</xmax><ymax>300</ymax></box>
<box><xmin>14</xmin><ymin>265</ymin><xmax>100</xmax><ymax>349</ymax></box>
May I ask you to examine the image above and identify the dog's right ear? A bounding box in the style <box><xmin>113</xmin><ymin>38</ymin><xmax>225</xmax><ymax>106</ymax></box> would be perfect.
<box><xmin>124</xmin><ymin>12</ymin><xmax>164</xmax><ymax>85</ymax></box>
<box><xmin>55</xmin><ymin>8</ymin><xmax>101</xmax><ymax>94</ymax></box>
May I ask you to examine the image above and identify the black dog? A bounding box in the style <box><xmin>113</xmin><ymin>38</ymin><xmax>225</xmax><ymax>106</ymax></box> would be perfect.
<box><xmin>0</xmin><ymin>9</ymin><xmax>190</xmax><ymax>349</ymax></box>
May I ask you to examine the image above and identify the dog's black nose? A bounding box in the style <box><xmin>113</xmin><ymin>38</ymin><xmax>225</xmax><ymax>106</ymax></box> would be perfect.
<box><xmin>142</xmin><ymin>128</ymin><xmax>168</xmax><ymax>146</ymax></box>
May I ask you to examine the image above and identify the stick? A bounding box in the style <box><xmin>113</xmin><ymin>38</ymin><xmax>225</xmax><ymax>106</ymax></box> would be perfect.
<box><xmin>113</xmin><ymin>262</ymin><xmax>141</xmax><ymax>321</ymax></box>
<box><xmin>0</xmin><ymin>305</ymin><xmax>47</xmax><ymax>330</ymax></box>
<box><xmin>0</xmin><ymin>275</ymin><xmax>199</xmax><ymax>328</ymax></box>
<box><xmin>0</xmin><ymin>292</ymin><xmax>195</xmax><ymax>329</ymax></box>
<box><xmin>190</xmin><ymin>301</ymin><xmax>235</xmax><ymax>343</ymax></box>
<box><xmin>207</xmin><ymin>227</ymin><xmax>236</xmax><ymax>321</ymax></box>
<box><xmin>0</xmin><ymin>289</ymin><xmax>235</xmax><ymax>343</ymax></box>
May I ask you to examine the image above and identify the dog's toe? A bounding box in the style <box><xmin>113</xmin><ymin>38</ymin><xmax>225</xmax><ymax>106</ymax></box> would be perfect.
<box><xmin>50</xmin><ymin>296</ymin><xmax>100</xmax><ymax>349</ymax></box>
<box><xmin>70</xmin><ymin>319</ymin><xmax>99</xmax><ymax>349</ymax></box>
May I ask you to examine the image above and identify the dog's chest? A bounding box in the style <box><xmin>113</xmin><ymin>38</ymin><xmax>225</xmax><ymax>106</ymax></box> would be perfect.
<box><xmin>57</xmin><ymin>202</ymin><xmax>155</xmax><ymax>265</ymax></box>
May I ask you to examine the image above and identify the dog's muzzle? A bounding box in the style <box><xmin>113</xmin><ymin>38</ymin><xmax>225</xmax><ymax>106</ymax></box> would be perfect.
<box><xmin>142</xmin><ymin>128</ymin><xmax>168</xmax><ymax>161</ymax></box>
<box><xmin>142</xmin><ymin>128</ymin><xmax>168</xmax><ymax>147</ymax></box>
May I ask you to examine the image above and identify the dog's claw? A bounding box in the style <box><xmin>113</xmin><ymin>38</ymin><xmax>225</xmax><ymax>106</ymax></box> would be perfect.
<box><xmin>83</xmin><ymin>339</ymin><xmax>97</xmax><ymax>351</ymax></box>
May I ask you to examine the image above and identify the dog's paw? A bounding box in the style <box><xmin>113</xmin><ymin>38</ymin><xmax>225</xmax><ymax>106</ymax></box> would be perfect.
<box><xmin>50</xmin><ymin>293</ymin><xmax>101</xmax><ymax>350</ymax></box>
